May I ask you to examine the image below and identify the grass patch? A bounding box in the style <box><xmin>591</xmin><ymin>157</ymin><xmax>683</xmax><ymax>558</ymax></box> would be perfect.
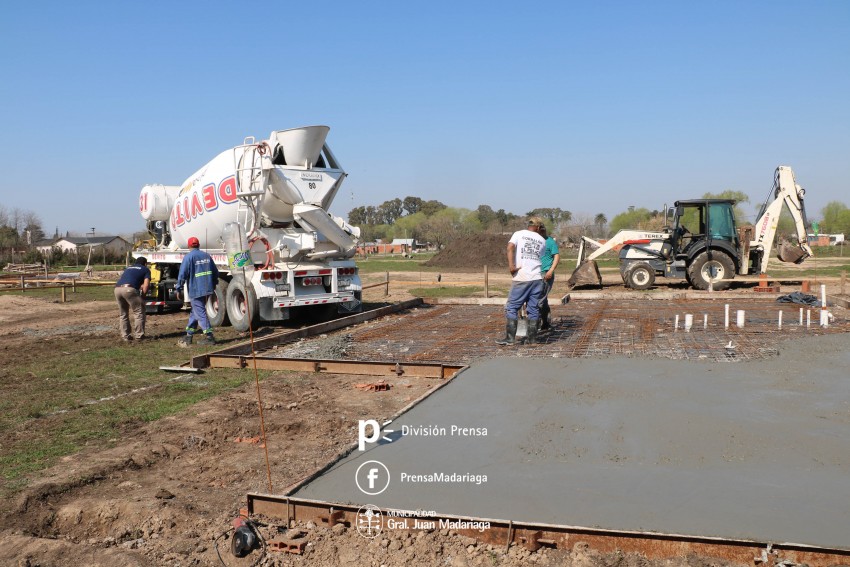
<box><xmin>0</xmin><ymin>283</ymin><xmax>115</xmax><ymax>302</ymax></box>
<box><xmin>768</xmin><ymin>265</ymin><xmax>850</xmax><ymax>279</ymax></box>
<box><xmin>0</xmin><ymin>330</ymin><xmax>271</xmax><ymax>495</ymax></box>
<box><xmin>357</xmin><ymin>254</ymin><xmax>440</xmax><ymax>274</ymax></box>
<box><xmin>408</xmin><ymin>286</ymin><xmax>501</xmax><ymax>298</ymax></box>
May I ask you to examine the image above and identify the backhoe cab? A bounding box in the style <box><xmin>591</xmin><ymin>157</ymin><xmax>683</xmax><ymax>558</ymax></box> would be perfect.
<box><xmin>569</xmin><ymin>166</ymin><xmax>813</xmax><ymax>291</ymax></box>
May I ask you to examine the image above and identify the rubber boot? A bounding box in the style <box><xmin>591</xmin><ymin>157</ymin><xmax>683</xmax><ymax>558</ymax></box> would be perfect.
<box><xmin>495</xmin><ymin>318</ymin><xmax>518</xmax><ymax>346</ymax></box>
<box><xmin>200</xmin><ymin>332</ymin><xmax>216</xmax><ymax>346</ymax></box>
<box><xmin>525</xmin><ymin>319</ymin><xmax>539</xmax><ymax>345</ymax></box>
<box><xmin>540</xmin><ymin>302</ymin><xmax>551</xmax><ymax>330</ymax></box>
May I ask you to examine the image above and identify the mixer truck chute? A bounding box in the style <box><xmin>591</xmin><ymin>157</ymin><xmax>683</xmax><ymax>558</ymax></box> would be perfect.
<box><xmin>135</xmin><ymin>126</ymin><xmax>363</xmax><ymax>331</ymax></box>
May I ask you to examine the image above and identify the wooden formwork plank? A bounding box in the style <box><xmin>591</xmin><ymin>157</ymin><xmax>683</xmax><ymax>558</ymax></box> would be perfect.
<box><xmin>204</xmin><ymin>355</ymin><xmax>462</xmax><ymax>379</ymax></box>
<box><xmin>246</xmin><ymin>495</ymin><xmax>850</xmax><ymax>566</ymax></box>
<box><xmin>191</xmin><ymin>298</ymin><xmax>423</xmax><ymax>368</ymax></box>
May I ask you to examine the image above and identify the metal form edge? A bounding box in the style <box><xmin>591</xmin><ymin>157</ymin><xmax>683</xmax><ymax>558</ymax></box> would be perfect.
<box><xmin>245</xmin><ymin>494</ymin><xmax>850</xmax><ymax>565</ymax></box>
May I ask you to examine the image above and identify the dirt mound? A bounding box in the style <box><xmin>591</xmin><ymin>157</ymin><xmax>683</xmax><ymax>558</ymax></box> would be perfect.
<box><xmin>425</xmin><ymin>233</ymin><xmax>509</xmax><ymax>269</ymax></box>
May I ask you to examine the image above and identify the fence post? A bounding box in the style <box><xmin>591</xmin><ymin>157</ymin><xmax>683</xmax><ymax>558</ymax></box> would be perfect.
<box><xmin>72</xmin><ymin>278</ymin><xmax>77</xmax><ymax>293</ymax></box>
<box><xmin>484</xmin><ymin>265</ymin><xmax>489</xmax><ymax>298</ymax></box>
<box><xmin>842</xmin><ymin>271</ymin><xmax>846</xmax><ymax>296</ymax></box>
<box><xmin>20</xmin><ymin>276</ymin><xmax>25</xmax><ymax>293</ymax></box>
<box><xmin>61</xmin><ymin>285</ymin><xmax>67</xmax><ymax>303</ymax></box>
<box><xmin>384</xmin><ymin>272</ymin><xmax>389</xmax><ymax>296</ymax></box>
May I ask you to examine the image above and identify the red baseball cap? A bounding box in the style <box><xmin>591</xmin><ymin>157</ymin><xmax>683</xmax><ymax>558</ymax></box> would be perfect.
<box><xmin>188</xmin><ymin>236</ymin><xmax>200</xmax><ymax>248</ymax></box>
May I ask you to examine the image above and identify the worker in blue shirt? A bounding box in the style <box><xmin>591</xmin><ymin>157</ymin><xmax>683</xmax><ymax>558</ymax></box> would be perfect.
<box><xmin>176</xmin><ymin>236</ymin><xmax>219</xmax><ymax>347</ymax></box>
<box><xmin>115</xmin><ymin>256</ymin><xmax>151</xmax><ymax>341</ymax></box>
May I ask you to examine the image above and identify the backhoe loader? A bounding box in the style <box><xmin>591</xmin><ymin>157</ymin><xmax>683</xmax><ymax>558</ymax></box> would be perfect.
<box><xmin>569</xmin><ymin>166</ymin><xmax>813</xmax><ymax>291</ymax></box>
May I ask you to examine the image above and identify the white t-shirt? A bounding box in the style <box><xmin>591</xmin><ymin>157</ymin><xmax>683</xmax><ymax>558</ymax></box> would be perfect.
<box><xmin>509</xmin><ymin>229</ymin><xmax>546</xmax><ymax>282</ymax></box>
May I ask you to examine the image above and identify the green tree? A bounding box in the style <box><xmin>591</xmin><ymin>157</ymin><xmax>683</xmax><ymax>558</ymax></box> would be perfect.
<box><xmin>609</xmin><ymin>208</ymin><xmax>660</xmax><ymax>233</ymax></box>
<box><xmin>392</xmin><ymin>211</ymin><xmax>427</xmax><ymax>241</ymax></box>
<box><xmin>475</xmin><ymin>205</ymin><xmax>496</xmax><ymax>227</ymax></box>
<box><xmin>348</xmin><ymin>206</ymin><xmax>367</xmax><ymax>226</ymax></box>
<box><xmin>402</xmin><ymin>196</ymin><xmax>423</xmax><ymax>216</ymax></box>
<box><xmin>526</xmin><ymin>207</ymin><xmax>572</xmax><ymax>228</ymax></box>
<box><xmin>378</xmin><ymin>198</ymin><xmax>404</xmax><ymax>224</ymax></box>
<box><xmin>495</xmin><ymin>209</ymin><xmax>518</xmax><ymax>228</ymax></box>
<box><xmin>820</xmin><ymin>201</ymin><xmax>850</xmax><ymax>235</ymax></box>
<box><xmin>420</xmin><ymin>200</ymin><xmax>447</xmax><ymax>217</ymax></box>
<box><xmin>420</xmin><ymin>207</ymin><xmax>478</xmax><ymax>248</ymax></box>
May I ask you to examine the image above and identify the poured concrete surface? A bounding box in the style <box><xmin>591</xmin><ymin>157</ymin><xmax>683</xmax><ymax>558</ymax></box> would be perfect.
<box><xmin>292</xmin><ymin>333</ymin><xmax>850</xmax><ymax>549</ymax></box>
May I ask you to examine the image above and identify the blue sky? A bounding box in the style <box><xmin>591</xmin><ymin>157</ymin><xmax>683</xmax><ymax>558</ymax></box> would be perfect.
<box><xmin>1</xmin><ymin>1</ymin><xmax>848</xmax><ymax>236</ymax></box>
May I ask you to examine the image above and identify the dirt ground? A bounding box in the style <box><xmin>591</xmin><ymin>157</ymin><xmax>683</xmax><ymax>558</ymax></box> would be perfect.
<box><xmin>0</xmin><ymin>277</ymin><xmax>843</xmax><ymax>566</ymax></box>
<box><xmin>424</xmin><ymin>234</ymin><xmax>510</xmax><ymax>270</ymax></box>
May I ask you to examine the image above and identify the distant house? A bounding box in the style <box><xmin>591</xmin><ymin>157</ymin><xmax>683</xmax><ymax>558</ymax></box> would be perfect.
<box><xmin>34</xmin><ymin>239</ymin><xmax>58</xmax><ymax>255</ymax></box>
<box><xmin>807</xmin><ymin>233</ymin><xmax>845</xmax><ymax>247</ymax></box>
<box><xmin>357</xmin><ymin>238</ymin><xmax>425</xmax><ymax>255</ymax></box>
<box><xmin>37</xmin><ymin>236</ymin><xmax>131</xmax><ymax>258</ymax></box>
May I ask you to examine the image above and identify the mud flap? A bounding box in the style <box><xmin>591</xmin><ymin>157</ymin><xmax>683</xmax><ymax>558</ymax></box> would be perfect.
<box><xmin>777</xmin><ymin>243</ymin><xmax>809</xmax><ymax>264</ymax></box>
<box><xmin>568</xmin><ymin>261</ymin><xmax>602</xmax><ymax>289</ymax></box>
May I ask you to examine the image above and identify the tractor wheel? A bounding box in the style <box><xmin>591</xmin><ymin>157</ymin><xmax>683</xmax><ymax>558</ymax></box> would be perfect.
<box><xmin>225</xmin><ymin>277</ymin><xmax>259</xmax><ymax>332</ymax></box>
<box><xmin>625</xmin><ymin>263</ymin><xmax>655</xmax><ymax>290</ymax></box>
<box><xmin>206</xmin><ymin>280</ymin><xmax>230</xmax><ymax>328</ymax></box>
<box><xmin>687</xmin><ymin>251</ymin><xmax>735</xmax><ymax>291</ymax></box>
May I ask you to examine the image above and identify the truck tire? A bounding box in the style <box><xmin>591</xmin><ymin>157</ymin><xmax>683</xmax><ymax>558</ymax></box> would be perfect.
<box><xmin>687</xmin><ymin>250</ymin><xmax>734</xmax><ymax>291</ymax></box>
<box><xmin>625</xmin><ymin>263</ymin><xmax>655</xmax><ymax>290</ymax></box>
<box><xmin>226</xmin><ymin>278</ymin><xmax>259</xmax><ymax>332</ymax></box>
<box><xmin>206</xmin><ymin>280</ymin><xmax>230</xmax><ymax>328</ymax></box>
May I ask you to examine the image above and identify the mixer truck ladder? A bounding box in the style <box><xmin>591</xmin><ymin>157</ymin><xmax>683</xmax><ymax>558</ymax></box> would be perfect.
<box><xmin>232</xmin><ymin>138</ymin><xmax>267</xmax><ymax>236</ymax></box>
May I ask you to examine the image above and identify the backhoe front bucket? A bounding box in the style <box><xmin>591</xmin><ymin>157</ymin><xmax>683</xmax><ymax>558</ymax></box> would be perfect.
<box><xmin>568</xmin><ymin>261</ymin><xmax>602</xmax><ymax>289</ymax></box>
<box><xmin>777</xmin><ymin>243</ymin><xmax>810</xmax><ymax>265</ymax></box>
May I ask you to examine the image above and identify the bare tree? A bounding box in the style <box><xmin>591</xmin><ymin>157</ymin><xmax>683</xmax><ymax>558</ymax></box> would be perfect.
<box><xmin>560</xmin><ymin>213</ymin><xmax>595</xmax><ymax>246</ymax></box>
<box><xmin>22</xmin><ymin>210</ymin><xmax>45</xmax><ymax>243</ymax></box>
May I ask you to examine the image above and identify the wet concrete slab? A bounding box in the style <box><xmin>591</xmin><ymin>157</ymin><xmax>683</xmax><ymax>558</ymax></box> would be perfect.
<box><xmin>292</xmin><ymin>332</ymin><xmax>850</xmax><ymax>549</ymax></box>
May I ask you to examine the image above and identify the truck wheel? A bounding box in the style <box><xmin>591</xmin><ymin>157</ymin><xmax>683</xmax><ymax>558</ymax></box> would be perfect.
<box><xmin>625</xmin><ymin>263</ymin><xmax>655</xmax><ymax>290</ymax></box>
<box><xmin>226</xmin><ymin>278</ymin><xmax>259</xmax><ymax>332</ymax></box>
<box><xmin>687</xmin><ymin>251</ymin><xmax>734</xmax><ymax>291</ymax></box>
<box><xmin>206</xmin><ymin>280</ymin><xmax>230</xmax><ymax>328</ymax></box>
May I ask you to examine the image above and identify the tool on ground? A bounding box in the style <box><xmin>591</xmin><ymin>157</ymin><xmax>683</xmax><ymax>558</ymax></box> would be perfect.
<box><xmin>516</xmin><ymin>304</ymin><xmax>528</xmax><ymax>339</ymax></box>
<box><xmin>568</xmin><ymin>166</ymin><xmax>813</xmax><ymax>291</ymax></box>
<box><xmin>231</xmin><ymin>516</ymin><xmax>260</xmax><ymax>557</ymax></box>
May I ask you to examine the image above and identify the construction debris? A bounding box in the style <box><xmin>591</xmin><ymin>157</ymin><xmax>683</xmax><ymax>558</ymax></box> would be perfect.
<box><xmin>355</xmin><ymin>380</ymin><xmax>391</xmax><ymax>391</ymax></box>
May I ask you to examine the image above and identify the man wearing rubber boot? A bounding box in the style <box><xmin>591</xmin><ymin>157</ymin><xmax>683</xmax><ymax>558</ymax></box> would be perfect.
<box><xmin>538</xmin><ymin>224</ymin><xmax>560</xmax><ymax>332</ymax></box>
<box><xmin>496</xmin><ymin>217</ymin><xmax>546</xmax><ymax>345</ymax></box>
<box><xmin>176</xmin><ymin>236</ymin><xmax>219</xmax><ymax>347</ymax></box>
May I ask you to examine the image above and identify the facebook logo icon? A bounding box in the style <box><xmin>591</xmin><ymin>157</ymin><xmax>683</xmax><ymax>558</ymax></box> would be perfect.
<box><xmin>367</xmin><ymin>467</ymin><xmax>379</xmax><ymax>489</ymax></box>
<box><xmin>356</xmin><ymin>460</ymin><xmax>390</xmax><ymax>496</ymax></box>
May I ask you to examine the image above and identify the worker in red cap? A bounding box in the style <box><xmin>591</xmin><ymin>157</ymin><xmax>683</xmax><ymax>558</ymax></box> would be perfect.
<box><xmin>176</xmin><ymin>236</ymin><xmax>219</xmax><ymax>347</ymax></box>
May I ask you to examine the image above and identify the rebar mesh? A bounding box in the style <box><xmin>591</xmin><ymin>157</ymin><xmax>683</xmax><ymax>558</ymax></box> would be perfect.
<box><xmin>268</xmin><ymin>299</ymin><xmax>847</xmax><ymax>364</ymax></box>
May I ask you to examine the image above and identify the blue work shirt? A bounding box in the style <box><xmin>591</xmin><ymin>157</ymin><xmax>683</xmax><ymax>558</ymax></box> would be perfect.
<box><xmin>176</xmin><ymin>248</ymin><xmax>219</xmax><ymax>299</ymax></box>
<box><xmin>116</xmin><ymin>264</ymin><xmax>151</xmax><ymax>290</ymax></box>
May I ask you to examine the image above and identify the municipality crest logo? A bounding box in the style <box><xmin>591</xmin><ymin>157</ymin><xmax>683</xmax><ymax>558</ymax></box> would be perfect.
<box><xmin>356</xmin><ymin>504</ymin><xmax>383</xmax><ymax>538</ymax></box>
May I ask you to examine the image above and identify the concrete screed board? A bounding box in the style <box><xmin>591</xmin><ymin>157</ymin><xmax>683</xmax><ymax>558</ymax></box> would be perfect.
<box><xmin>292</xmin><ymin>333</ymin><xmax>850</xmax><ymax>549</ymax></box>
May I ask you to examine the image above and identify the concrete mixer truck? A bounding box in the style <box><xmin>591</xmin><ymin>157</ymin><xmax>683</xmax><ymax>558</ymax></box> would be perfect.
<box><xmin>134</xmin><ymin>126</ymin><xmax>362</xmax><ymax>331</ymax></box>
